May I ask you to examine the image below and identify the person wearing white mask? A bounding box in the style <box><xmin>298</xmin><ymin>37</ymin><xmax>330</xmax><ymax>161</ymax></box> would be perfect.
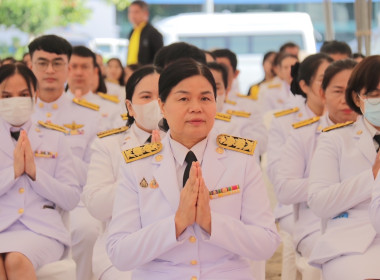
<box><xmin>83</xmin><ymin>65</ymin><xmax>165</xmax><ymax>280</ymax></box>
<box><xmin>0</xmin><ymin>63</ymin><xmax>80</xmax><ymax>279</ymax></box>
<box><xmin>308</xmin><ymin>55</ymin><xmax>380</xmax><ymax>280</ymax></box>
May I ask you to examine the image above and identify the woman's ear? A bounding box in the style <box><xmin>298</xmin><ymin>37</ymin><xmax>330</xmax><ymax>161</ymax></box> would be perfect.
<box><xmin>299</xmin><ymin>80</ymin><xmax>309</xmax><ymax>96</ymax></box>
<box><xmin>126</xmin><ymin>100</ymin><xmax>135</xmax><ymax>117</ymax></box>
<box><xmin>158</xmin><ymin>98</ymin><xmax>165</xmax><ymax>118</ymax></box>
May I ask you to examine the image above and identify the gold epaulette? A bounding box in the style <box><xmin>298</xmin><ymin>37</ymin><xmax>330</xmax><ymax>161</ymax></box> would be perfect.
<box><xmin>273</xmin><ymin>107</ymin><xmax>299</xmax><ymax>118</ymax></box>
<box><xmin>97</xmin><ymin>92</ymin><xmax>120</xmax><ymax>104</ymax></box>
<box><xmin>268</xmin><ymin>83</ymin><xmax>281</xmax><ymax>89</ymax></box>
<box><xmin>215</xmin><ymin>112</ymin><xmax>231</xmax><ymax>122</ymax></box>
<box><xmin>38</xmin><ymin>121</ymin><xmax>68</xmax><ymax>134</ymax></box>
<box><xmin>249</xmin><ymin>85</ymin><xmax>260</xmax><ymax>100</ymax></box>
<box><xmin>292</xmin><ymin>116</ymin><xmax>320</xmax><ymax>129</ymax></box>
<box><xmin>322</xmin><ymin>121</ymin><xmax>354</xmax><ymax>132</ymax></box>
<box><xmin>122</xmin><ymin>142</ymin><xmax>162</xmax><ymax>163</ymax></box>
<box><xmin>226</xmin><ymin>110</ymin><xmax>251</xmax><ymax>118</ymax></box>
<box><xmin>73</xmin><ymin>98</ymin><xmax>100</xmax><ymax>111</ymax></box>
<box><xmin>217</xmin><ymin>134</ymin><xmax>256</xmax><ymax>155</ymax></box>
<box><xmin>225</xmin><ymin>99</ymin><xmax>236</xmax><ymax>105</ymax></box>
<box><xmin>121</xmin><ymin>113</ymin><xmax>128</xmax><ymax>121</ymax></box>
<box><xmin>97</xmin><ymin>126</ymin><xmax>129</xmax><ymax>138</ymax></box>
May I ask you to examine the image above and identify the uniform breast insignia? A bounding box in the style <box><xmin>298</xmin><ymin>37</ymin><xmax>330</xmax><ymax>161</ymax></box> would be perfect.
<box><xmin>64</xmin><ymin>121</ymin><xmax>84</xmax><ymax>135</ymax></box>
<box><xmin>149</xmin><ymin>178</ymin><xmax>159</xmax><ymax>189</ymax></box>
<box><xmin>273</xmin><ymin>107</ymin><xmax>299</xmax><ymax>118</ymax></box>
<box><xmin>217</xmin><ymin>134</ymin><xmax>256</xmax><ymax>155</ymax></box>
<box><xmin>224</xmin><ymin>99</ymin><xmax>237</xmax><ymax>105</ymax></box>
<box><xmin>38</xmin><ymin>121</ymin><xmax>68</xmax><ymax>134</ymax></box>
<box><xmin>226</xmin><ymin>110</ymin><xmax>251</xmax><ymax>118</ymax></box>
<box><xmin>97</xmin><ymin>126</ymin><xmax>129</xmax><ymax>138</ymax></box>
<box><xmin>209</xmin><ymin>185</ymin><xmax>240</xmax><ymax>199</ymax></box>
<box><xmin>73</xmin><ymin>98</ymin><xmax>100</xmax><ymax>111</ymax></box>
<box><xmin>215</xmin><ymin>112</ymin><xmax>231</xmax><ymax>122</ymax></box>
<box><xmin>121</xmin><ymin>113</ymin><xmax>128</xmax><ymax>121</ymax></box>
<box><xmin>122</xmin><ymin>142</ymin><xmax>163</xmax><ymax>163</ymax></box>
<box><xmin>292</xmin><ymin>116</ymin><xmax>320</xmax><ymax>129</ymax></box>
<box><xmin>322</xmin><ymin>121</ymin><xmax>354</xmax><ymax>132</ymax></box>
<box><xmin>97</xmin><ymin>92</ymin><xmax>120</xmax><ymax>104</ymax></box>
<box><xmin>34</xmin><ymin>150</ymin><xmax>58</xmax><ymax>158</ymax></box>
<box><xmin>140</xmin><ymin>178</ymin><xmax>148</xmax><ymax>188</ymax></box>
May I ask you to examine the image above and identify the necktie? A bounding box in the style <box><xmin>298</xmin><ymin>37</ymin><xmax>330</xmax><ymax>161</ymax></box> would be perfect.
<box><xmin>183</xmin><ymin>151</ymin><xmax>197</xmax><ymax>187</ymax></box>
<box><xmin>10</xmin><ymin>131</ymin><xmax>20</xmax><ymax>141</ymax></box>
<box><xmin>374</xmin><ymin>135</ymin><xmax>380</xmax><ymax>152</ymax></box>
<box><xmin>146</xmin><ymin>135</ymin><xmax>152</xmax><ymax>143</ymax></box>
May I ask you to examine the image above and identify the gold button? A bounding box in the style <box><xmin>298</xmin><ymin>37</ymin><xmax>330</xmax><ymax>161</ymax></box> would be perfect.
<box><xmin>189</xmin><ymin>236</ymin><xmax>196</xmax><ymax>243</ymax></box>
<box><xmin>18</xmin><ymin>208</ymin><xmax>24</xmax><ymax>214</ymax></box>
<box><xmin>191</xmin><ymin>277</ymin><xmax>197</xmax><ymax>280</ymax></box>
<box><xmin>190</xmin><ymin>260</ymin><xmax>198</xmax><ymax>265</ymax></box>
<box><xmin>52</xmin><ymin>104</ymin><xmax>58</xmax><ymax>109</ymax></box>
<box><xmin>46</xmin><ymin>112</ymin><xmax>52</xmax><ymax>118</ymax></box>
<box><xmin>19</xmin><ymin>188</ymin><xmax>25</xmax><ymax>194</ymax></box>
<box><xmin>155</xmin><ymin>155</ymin><xmax>163</xmax><ymax>162</ymax></box>
<box><xmin>216</xmin><ymin>147</ymin><xmax>224</xmax><ymax>154</ymax></box>
<box><xmin>39</xmin><ymin>102</ymin><xmax>44</xmax><ymax>108</ymax></box>
<box><xmin>357</xmin><ymin>130</ymin><xmax>363</xmax><ymax>135</ymax></box>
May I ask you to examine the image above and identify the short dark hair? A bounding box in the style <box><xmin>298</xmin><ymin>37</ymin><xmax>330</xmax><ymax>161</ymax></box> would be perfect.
<box><xmin>274</xmin><ymin>52</ymin><xmax>298</xmax><ymax>67</ymax></box>
<box><xmin>1</xmin><ymin>57</ymin><xmax>16</xmax><ymax>65</ymax></box>
<box><xmin>263</xmin><ymin>51</ymin><xmax>276</xmax><ymax>65</ymax></box>
<box><xmin>211</xmin><ymin>49</ymin><xmax>237</xmax><ymax>71</ymax></box>
<box><xmin>106</xmin><ymin>58</ymin><xmax>125</xmax><ymax>86</ymax></box>
<box><xmin>28</xmin><ymin>35</ymin><xmax>72</xmax><ymax>59</ymax></box>
<box><xmin>352</xmin><ymin>53</ymin><xmax>365</xmax><ymax>60</ymax></box>
<box><xmin>0</xmin><ymin>63</ymin><xmax>37</xmax><ymax>97</ymax></box>
<box><xmin>159</xmin><ymin>58</ymin><xmax>216</xmax><ymax>131</ymax></box>
<box><xmin>207</xmin><ymin>62</ymin><xmax>228</xmax><ymax>90</ymax></box>
<box><xmin>94</xmin><ymin>63</ymin><xmax>107</xmax><ymax>93</ymax></box>
<box><xmin>154</xmin><ymin>42</ymin><xmax>206</xmax><ymax>69</ymax></box>
<box><xmin>126</xmin><ymin>65</ymin><xmax>162</xmax><ymax>126</ymax></box>
<box><xmin>71</xmin><ymin>46</ymin><xmax>97</xmax><ymax>67</ymax></box>
<box><xmin>130</xmin><ymin>0</ymin><xmax>148</xmax><ymax>11</ymax></box>
<box><xmin>320</xmin><ymin>40</ymin><xmax>352</xmax><ymax>57</ymax></box>
<box><xmin>346</xmin><ymin>56</ymin><xmax>380</xmax><ymax>115</ymax></box>
<box><xmin>290</xmin><ymin>53</ymin><xmax>333</xmax><ymax>98</ymax></box>
<box><xmin>279</xmin><ymin>42</ymin><xmax>299</xmax><ymax>53</ymax></box>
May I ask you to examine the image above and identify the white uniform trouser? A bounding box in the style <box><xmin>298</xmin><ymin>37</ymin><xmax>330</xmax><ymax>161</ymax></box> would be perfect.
<box><xmin>71</xmin><ymin>205</ymin><xmax>102</xmax><ymax>280</ymax></box>
<box><xmin>278</xmin><ymin>214</ymin><xmax>297</xmax><ymax>280</ymax></box>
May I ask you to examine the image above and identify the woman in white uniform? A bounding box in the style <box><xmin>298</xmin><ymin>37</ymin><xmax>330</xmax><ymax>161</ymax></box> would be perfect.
<box><xmin>83</xmin><ymin>65</ymin><xmax>164</xmax><ymax>280</ymax></box>
<box><xmin>0</xmin><ymin>64</ymin><xmax>80</xmax><ymax>279</ymax></box>
<box><xmin>277</xmin><ymin>59</ymin><xmax>357</xmax><ymax>279</ymax></box>
<box><xmin>308</xmin><ymin>55</ymin><xmax>380</xmax><ymax>280</ymax></box>
<box><xmin>107</xmin><ymin>58</ymin><xmax>280</xmax><ymax>280</ymax></box>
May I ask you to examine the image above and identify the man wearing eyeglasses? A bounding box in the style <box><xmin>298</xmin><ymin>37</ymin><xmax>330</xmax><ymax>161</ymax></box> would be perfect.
<box><xmin>29</xmin><ymin>35</ymin><xmax>102</xmax><ymax>280</ymax></box>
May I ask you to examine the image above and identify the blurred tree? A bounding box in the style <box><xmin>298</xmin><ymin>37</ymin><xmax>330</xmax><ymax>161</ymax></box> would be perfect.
<box><xmin>106</xmin><ymin>0</ymin><xmax>131</xmax><ymax>11</ymax></box>
<box><xmin>0</xmin><ymin>0</ymin><xmax>91</xmax><ymax>36</ymax></box>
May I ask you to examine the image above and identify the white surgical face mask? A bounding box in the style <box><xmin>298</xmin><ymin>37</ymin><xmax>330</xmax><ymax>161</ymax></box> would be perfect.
<box><xmin>0</xmin><ymin>96</ymin><xmax>34</xmax><ymax>126</ymax></box>
<box><xmin>216</xmin><ymin>93</ymin><xmax>226</xmax><ymax>112</ymax></box>
<box><xmin>362</xmin><ymin>98</ymin><xmax>380</xmax><ymax>127</ymax></box>
<box><xmin>132</xmin><ymin>100</ymin><xmax>162</xmax><ymax>131</ymax></box>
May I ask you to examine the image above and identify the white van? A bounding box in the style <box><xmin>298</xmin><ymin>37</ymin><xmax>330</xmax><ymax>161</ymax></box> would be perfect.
<box><xmin>155</xmin><ymin>12</ymin><xmax>316</xmax><ymax>94</ymax></box>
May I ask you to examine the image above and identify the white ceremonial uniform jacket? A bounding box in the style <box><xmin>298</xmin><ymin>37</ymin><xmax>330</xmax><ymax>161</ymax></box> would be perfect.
<box><xmin>276</xmin><ymin>114</ymin><xmax>332</xmax><ymax>251</ymax></box>
<box><xmin>267</xmin><ymin>101</ymin><xmax>312</xmax><ymax>220</ymax></box>
<box><xmin>107</xmin><ymin>130</ymin><xmax>280</xmax><ymax>280</ymax></box>
<box><xmin>307</xmin><ymin>115</ymin><xmax>377</xmax><ymax>267</ymax></box>
<box><xmin>0</xmin><ymin>119</ymin><xmax>80</xmax><ymax>246</ymax></box>
<box><xmin>83</xmin><ymin>124</ymin><xmax>166</xmax><ymax>278</ymax></box>
<box><xmin>67</xmin><ymin>90</ymin><xmax>124</xmax><ymax>131</ymax></box>
<box><xmin>32</xmin><ymin>94</ymin><xmax>100</xmax><ymax>188</ymax></box>
<box><xmin>370</xmin><ymin>171</ymin><xmax>380</xmax><ymax>233</ymax></box>
<box><xmin>258</xmin><ymin>76</ymin><xmax>303</xmax><ymax>114</ymax></box>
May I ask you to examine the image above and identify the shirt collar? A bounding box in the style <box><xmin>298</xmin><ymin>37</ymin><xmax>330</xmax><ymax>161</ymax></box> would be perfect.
<box><xmin>168</xmin><ymin>132</ymin><xmax>209</xmax><ymax>167</ymax></box>
<box><xmin>131</xmin><ymin>123</ymin><xmax>151</xmax><ymax>144</ymax></box>
<box><xmin>363</xmin><ymin>116</ymin><xmax>379</xmax><ymax>137</ymax></box>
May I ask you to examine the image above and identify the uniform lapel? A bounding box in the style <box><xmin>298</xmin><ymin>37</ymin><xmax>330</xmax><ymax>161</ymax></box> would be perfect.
<box><xmin>201</xmin><ymin>132</ymin><xmax>226</xmax><ymax>191</ymax></box>
<box><xmin>353</xmin><ymin>117</ymin><xmax>376</xmax><ymax>164</ymax></box>
<box><xmin>28</xmin><ymin>124</ymin><xmax>43</xmax><ymax>153</ymax></box>
<box><xmin>152</xmin><ymin>137</ymin><xmax>180</xmax><ymax>211</ymax></box>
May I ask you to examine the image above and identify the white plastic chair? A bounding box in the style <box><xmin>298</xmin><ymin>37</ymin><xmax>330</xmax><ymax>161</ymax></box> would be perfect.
<box><xmin>36</xmin><ymin>210</ymin><xmax>76</xmax><ymax>280</ymax></box>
